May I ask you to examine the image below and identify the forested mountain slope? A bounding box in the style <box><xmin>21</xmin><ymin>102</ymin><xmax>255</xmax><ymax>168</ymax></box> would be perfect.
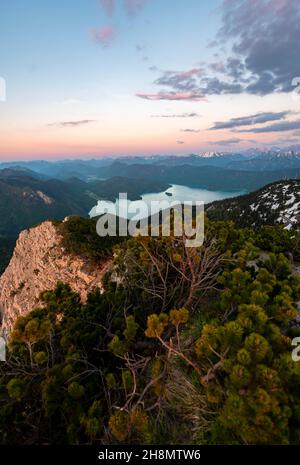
<box><xmin>1</xmin><ymin>217</ymin><xmax>300</xmax><ymax>445</ymax></box>
<box><xmin>207</xmin><ymin>180</ymin><xmax>300</xmax><ymax>229</ymax></box>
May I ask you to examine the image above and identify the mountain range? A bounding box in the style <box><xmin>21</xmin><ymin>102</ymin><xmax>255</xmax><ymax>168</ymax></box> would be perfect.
<box><xmin>1</xmin><ymin>150</ymin><xmax>300</xmax><ymax>274</ymax></box>
<box><xmin>3</xmin><ymin>148</ymin><xmax>300</xmax><ymax>180</ymax></box>
<box><xmin>100</xmin><ymin>161</ymin><xmax>300</xmax><ymax>191</ymax></box>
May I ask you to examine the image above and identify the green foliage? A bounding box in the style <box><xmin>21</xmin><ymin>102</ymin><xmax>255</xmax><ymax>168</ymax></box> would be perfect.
<box><xmin>145</xmin><ymin>314</ymin><xmax>169</xmax><ymax>338</ymax></box>
<box><xmin>145</xmin><ymin>308</ymin><xmax>189</xmax><ymax>338</ymax></box>
<box><xmin>68</xmin><ymin>382</ymin><xmax>85</xmax><ymax>400</ymax></box>
<box><xmin>1</xmin><ymin>218</ymin><xmax>300</xmax><ymax>445</ymax></box>
<box><xmin>0</xmin><ymin>282</ymin><xmax>130</xmax><ymax>444</ymax></box>
<box><xmin>7</xmin><ymin>379</ymin><xmax>26</xmax><ymax>401</ymax></box>
<box><xmin>109</xmin><ymin>408</ymin><xmax>150</xmax><ymax>443</ymax></box>
<box><xmin>122</xmin><ymin>370</ymin><xmax>134</xmax><ymax>392</ymax></box>
<box><xmin>169</xmin><ymin>308</ymin><xmax>189</xmax><ymax>326</ymax></box>
<box><xmin>106</xmin><ymin>373</ymin><xmax>116</xmax><ymax>389</ymax></box>
<box><xmin>194</xmin><ymin>251</ymin><xmax>300</xmax><ymax>444</ymax></box>
<box><xmin>123</xmin><ymin>316</ymin><xmax>139</xmax><ymax>342</ymax></box>
<box><xmin>108</xmin><ymin>335</ymin><xmax>127</xmax><ymax>357</ymax></box>
<box><xmin>56</xmin><ymin>216</ymin><xmax>123</xmax><ymax>261</ymax></box>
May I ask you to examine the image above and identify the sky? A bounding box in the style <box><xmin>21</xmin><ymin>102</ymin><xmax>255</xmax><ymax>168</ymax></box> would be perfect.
<box><xmin>0</xmin><ymin>0</ymin><xmax>300</xmax><ymax>160</ymax></box>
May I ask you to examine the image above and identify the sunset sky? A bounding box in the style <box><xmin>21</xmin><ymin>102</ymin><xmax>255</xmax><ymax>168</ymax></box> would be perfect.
<box><xmin>1</xmin><ymin>0</ymin><xmax>300</xmax><ymax>160</ymax></box>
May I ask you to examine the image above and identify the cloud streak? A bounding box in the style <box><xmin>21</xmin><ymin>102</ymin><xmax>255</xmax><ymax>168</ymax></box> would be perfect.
<box><xmin>209</xmin><ymin>137</ymin><xmax>256</xmax><ymax>145</ymax></box>
<box><xmin>48</xmin><ymin>120</ymin><xmax>95</xmax><ymax>128</ymax></box>
<box><xmin>236</xmin><ymin>119</ymin><xmax>300</xmax><ymax>133</ymax></box>
<box><xmin>136</xmin><ymin>67</ymin><xmax>208</xmax><ymax>102</ymax></box>
<box><xmin>210</xmin><ymin>111</ymin><xmax>292</xmax><ymax>130</ymax></box>
<box><xmin>181</xmin><ymin>129</ymin><xmax>201</xmax><ymax>133</ymax></box>
<box><xmin>210</xmin><ymin>138</ymin><xmax>243</xmax><ymax>145</ymax></box>
<box><xmin>136</xmin><ymin>91</ymin><xmax>205</xmax><ymax>101</ymax></box>
<box><xmin>151</xmin><ymin>113</ymin><xmax>200</xmax><ymax>118</ymax></box>
<box><xmin>154</xmin><ymin>68</ymin><xmax>205</xmax><ymax>91</ymax></box>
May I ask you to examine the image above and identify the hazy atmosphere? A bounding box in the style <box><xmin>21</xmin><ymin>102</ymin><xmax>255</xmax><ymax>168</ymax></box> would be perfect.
<box><xmin>1</xmin><ymin>0</ymin><xmax>300</xmax><ymax>158</ymax></box>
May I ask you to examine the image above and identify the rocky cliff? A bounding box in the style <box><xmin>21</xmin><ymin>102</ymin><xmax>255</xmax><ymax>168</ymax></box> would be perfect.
<box><xmin>0</xmin><ymin>221</ymin><xmax>110</xmax><ymax>336</ymax></box>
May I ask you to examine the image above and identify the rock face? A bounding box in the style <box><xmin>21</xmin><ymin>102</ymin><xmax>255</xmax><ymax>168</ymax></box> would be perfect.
<box><xmin>0</xmin><ymin>221</ymin><xmax>110</xmax><ymax>336</ymax></box>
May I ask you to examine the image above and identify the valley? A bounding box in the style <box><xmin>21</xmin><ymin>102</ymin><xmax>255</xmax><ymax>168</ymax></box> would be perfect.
<box><xmin>1</xmin><ymin>151</ymin><xmax>300</xmax><ymax>275</ymax></box>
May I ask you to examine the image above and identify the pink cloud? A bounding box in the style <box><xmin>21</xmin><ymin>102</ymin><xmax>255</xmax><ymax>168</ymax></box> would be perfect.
<box><xmin>99</xmin><ymin>0</ymin><xmax>114</xmax><ymax>16</ymax></box>
<box><xmin>136</xmin><ymin>91</ymin><xmax>205</xmax><ymax>102</ymax></box>
<box><xmin>90</xmin><ymin>26</ymin><xmax>116</xmax><ymax>47</ymax></box>
<box><xmin>174</xmin><ymin>68</ymin><xmax>204</xmax><ymax>79</ymax></box>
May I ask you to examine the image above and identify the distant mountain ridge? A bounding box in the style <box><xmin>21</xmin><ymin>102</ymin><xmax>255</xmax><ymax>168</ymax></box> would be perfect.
<box><xmin>101</xmin><ymin>161</ymin><xmax>300</xmax><ymax>191</ymax></box>
<box><xmin>227</xmin><ymin>152</ymin><xmax>300</xmax><ymax>171</ymax></box>
<box><xmin>3</xmin><ymin>148</ymin><xmax>300</xmax><ymax>179</ymax></box>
